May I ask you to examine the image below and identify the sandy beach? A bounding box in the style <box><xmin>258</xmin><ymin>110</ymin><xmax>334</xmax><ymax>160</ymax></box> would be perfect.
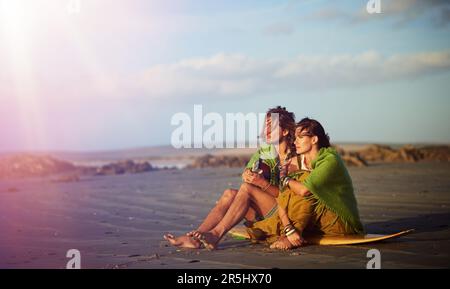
<box><xmin>0</xmin><ymin>160</ymin><xmax>449</xmax><ymax>269</ymax></box>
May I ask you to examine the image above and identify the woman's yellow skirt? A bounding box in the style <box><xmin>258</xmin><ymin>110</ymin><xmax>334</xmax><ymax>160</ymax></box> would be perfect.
<box><xmin>247</xmin><ymin>171</ymin><xmax>355</xmax><ymax>244</ymax></box>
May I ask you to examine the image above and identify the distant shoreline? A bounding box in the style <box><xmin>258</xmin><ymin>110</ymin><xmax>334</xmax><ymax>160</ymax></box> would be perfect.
<box><xmin>1</xmin><ymin>142</ymin><xmax>449</xmax><ymax>162</ymax></box>
<box><xmin>1</xmin><ymin>144</ymin><xmax>449</xmax><ymax>179</ymax></box>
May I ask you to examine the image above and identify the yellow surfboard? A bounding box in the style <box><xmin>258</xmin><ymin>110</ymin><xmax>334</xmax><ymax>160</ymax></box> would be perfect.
<box><xmin>228</xmin><ymin>226</ymin><xmax>415</xmax><ymax>246</ymax></box>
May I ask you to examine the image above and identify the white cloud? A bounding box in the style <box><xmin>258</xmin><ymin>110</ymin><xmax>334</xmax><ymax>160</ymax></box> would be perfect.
<box><xmin>136</xmin><ymin>50</ymin><xmax>450</xmax><ymax>101</ymax></box>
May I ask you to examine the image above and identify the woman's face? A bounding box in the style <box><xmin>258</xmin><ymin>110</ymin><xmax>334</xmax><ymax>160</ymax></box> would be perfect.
<box><xmin>294</xmin><ymin>127</ymin><xmax>314</xmax><ymax>154</ymax></box>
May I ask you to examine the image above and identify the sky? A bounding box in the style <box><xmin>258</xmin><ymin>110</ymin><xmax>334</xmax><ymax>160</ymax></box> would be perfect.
<box><xmin>0</xmin><ymin>0</ymin><xmax>450</xmax><ymax>151</ymax></box>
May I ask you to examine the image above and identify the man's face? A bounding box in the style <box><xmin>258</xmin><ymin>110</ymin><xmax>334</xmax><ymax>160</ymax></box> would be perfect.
<box><xmin>264</xmin><ymin>114</ymin><xmax>281</xmax><ymax>145</ymax></box>
<box><xmin>294</xmin><ymin>127</ymin><xmax>314</xmax><ymax>154</ymax></box>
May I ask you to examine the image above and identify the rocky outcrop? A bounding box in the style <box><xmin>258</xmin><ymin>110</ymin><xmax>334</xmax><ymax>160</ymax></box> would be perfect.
<box><xmin>358</xmin><ymin>144</ymin><xmax>414</xmax><ymax>162</ymax></box>
<box><xmin>0</xmin><ymin>155</ymin><xmax>156</xmax><ymax>179</ymax></box>
<box><xmin>333</xmin><ymin>146</ymin><xmax>368</xmax><ymax>167</ymax></box>
<box><xmin>189</xmin><ymin>150</ymin><xmax>369</xmax><ymax>168</ymax></box>
<box><xmin>94</xmin><ymin>160</ymin><xmax>154</xmax><ymax>176</ymax></box>
<box><xmin>358</xmin><ymin>144</ymin><xmax>450</xmax><ymax>163</ymax></box>
<box><xmin>0</xmin><ymin>154</ymin><xmax>77</xmax><ymax>179</ymax></box>
<box><xmin>188</xmin><ymin>154</ymin><xmax>250</xmax><ymax>169</ymax></box>
<box><xmin>418</xmin><ymin>145</ymin><xmax>450</xmax><ymax>162</ymax></box>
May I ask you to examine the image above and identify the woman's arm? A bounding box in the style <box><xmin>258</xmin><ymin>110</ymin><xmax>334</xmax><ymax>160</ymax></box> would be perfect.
<box><xmin>284</xmin><ymin>178</ymin><xmax>311</xmax><ymax>197</ymax></box>
<box><xmin>277</xmin><ymin>203</ymin><xmax>306</xmax><ymax>247</ymax></box>
<box><xmin>277</xmin><ymin>205</ymin><xmax>291</xmax><ymax>227</ymax></box>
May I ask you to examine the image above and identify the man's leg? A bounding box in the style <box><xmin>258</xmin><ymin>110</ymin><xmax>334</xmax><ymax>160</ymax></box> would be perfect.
<box><xmin>190</xmin><ymin>188</ymin><xmax>260</xmax><ymax>232</ymax></box>
<box><xmin>199</xmin><ymin>183</ymin><xmax>277</xmax><ymax>249</ymax></box>
<box><xmin>165</xmin><ymin>187</ymin><xmax>261</xmax><ymax>248</ymax></box>
<box><xmin>194</xmin><ymin>188</ymin><xmax>238</xmax><ymax>233</ymax></box>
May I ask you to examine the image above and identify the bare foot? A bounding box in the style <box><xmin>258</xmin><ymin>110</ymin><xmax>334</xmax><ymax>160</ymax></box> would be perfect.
<box><xmin>186</xmin><ymin>230</ymin><xmax>202</xmax><ymax>239</ymax></box>
<box><xmin>270</xmin><ymin>236</ymin><xmax>295</xmax><ymax>250</ymax></box>
<box><xmin>197</xmin><ymin>232</ymin><xmax>221</xmax><ymax>250</ymax></box>
<box><xmin>163</xmin><ymin>234</ymin><xmax>201</xmax><ymax>249</ymax></box>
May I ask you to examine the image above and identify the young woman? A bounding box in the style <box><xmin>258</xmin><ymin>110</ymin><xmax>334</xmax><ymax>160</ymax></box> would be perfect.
<box><xmin>246</xmin><ymin>118</ymin><xmax>364</xmax><ymax>250</ymax></box>
<box><xmin>163</xmin><ymin>106</ymin><xmax>298</xmax><ymax>249</ymax></box>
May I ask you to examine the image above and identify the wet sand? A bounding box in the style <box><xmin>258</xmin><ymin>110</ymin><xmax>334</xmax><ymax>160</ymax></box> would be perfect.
<box><xmin>0</xmin><ymin>162</ymin><xmax>449</xmax><ymax>269</ymax></box>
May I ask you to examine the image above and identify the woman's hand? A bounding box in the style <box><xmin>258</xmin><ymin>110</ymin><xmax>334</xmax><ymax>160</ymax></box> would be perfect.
<box><xmin>286</xmin><ymin>230</ymin><xmax>306</xmax><ymax>247</ymax></box>
<box><xmin>279</xmin><ymin>157</ymin><xmax>293</xmax><ymax>176</ymax></box>
<box><xmin>242</xmin><ymin>169</ymin><xmax>267</xmax><ymax>188</ymax></box>
<box><xmin>293</xmin><ymin>187</ymin><xmax>311</xmax><ymax>197</ymax></box>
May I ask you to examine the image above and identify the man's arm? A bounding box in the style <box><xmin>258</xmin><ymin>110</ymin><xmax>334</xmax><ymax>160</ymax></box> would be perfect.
<box><xmin>243</xmin><ymin>171</ymin><xmax>279</xmax><ymax>198</ymax></box>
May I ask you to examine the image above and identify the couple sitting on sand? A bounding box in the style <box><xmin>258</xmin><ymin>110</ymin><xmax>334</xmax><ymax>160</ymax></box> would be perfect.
<box><xmin>164</xmin><ymin>106</ymin><xmax>364</xmax><ymax>250</ymax></box>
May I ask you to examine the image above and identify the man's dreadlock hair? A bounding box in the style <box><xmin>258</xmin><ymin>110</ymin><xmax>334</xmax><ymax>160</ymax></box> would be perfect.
<box><xmin>266</xmin><ymin>106</ymin><xmax>297</xmax><ymax>158</ymax></box>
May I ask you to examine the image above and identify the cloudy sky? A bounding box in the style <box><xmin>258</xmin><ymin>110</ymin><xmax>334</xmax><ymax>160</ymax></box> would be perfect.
<box><xmin>1</xmin><ymin>0</ymin><xmax>450</xmax><ymax>151</ymax></box>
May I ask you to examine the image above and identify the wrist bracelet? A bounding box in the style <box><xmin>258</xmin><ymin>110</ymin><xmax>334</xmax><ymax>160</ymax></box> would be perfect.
<box><xmin>283</xmin><ymin>224</ymin><xmax>295</xmax><ymax>234</ymax></box>
<box><xmin>285</xmin><ymin>228</ymin><xmax>296</xmax><ymax>236</ymax></box>
<box><xmin>282</xmin><ymin>177</ymin><xmax>291</xmax><ymax>189</ymax></box>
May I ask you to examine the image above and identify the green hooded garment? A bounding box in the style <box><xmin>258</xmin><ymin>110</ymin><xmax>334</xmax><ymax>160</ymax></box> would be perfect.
<box><xmin>303</xmin><ymin>147</ymin><xmax>364</xmax><ymax>234</ymax></box>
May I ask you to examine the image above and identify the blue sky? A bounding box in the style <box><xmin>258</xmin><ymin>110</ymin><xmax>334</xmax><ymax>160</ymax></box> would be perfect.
<box><xmin>1</xmin><ymin>0</ymin><xmax>449</xmax><ymax>151</ymax></box>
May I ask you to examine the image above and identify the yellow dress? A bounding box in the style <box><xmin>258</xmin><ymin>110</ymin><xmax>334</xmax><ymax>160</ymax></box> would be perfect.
<box><xmin>247</xmin><ymin>171</ymin><xmax>355</xmax><ymax>244</ymax></box>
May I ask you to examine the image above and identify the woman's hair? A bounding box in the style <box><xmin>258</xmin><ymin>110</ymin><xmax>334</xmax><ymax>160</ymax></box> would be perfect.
<box><xmin>266</xmin><ymin>106</ymin><xmax>296</xmax><ymax>157</ymax></box>
<box><xmin>296</xmin><ymin>117</ymin><xmax>331</xmax><ymax>149</ymax></box>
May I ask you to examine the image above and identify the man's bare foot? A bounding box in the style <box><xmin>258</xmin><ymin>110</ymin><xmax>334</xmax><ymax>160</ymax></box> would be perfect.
<box><xmin>270</xmin><ymin>236</ymin><xmax>296</xmax><ymax>250</ymax></box>
<box><xmin>186</xmin><ymin>230</ymin><xmax>203</xmax><ymax>239</ymax></box>
<box><xmin>163</xmin><ymin>234</ymin><xmax>201</xmax><ymax>249</ymax></box>
<box><xmin>197</xmin><ymin>232</ymin><xmax>221</xmax><ymax>250</ymax></box>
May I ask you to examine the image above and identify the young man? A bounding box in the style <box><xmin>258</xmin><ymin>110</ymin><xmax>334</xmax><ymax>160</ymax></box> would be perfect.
<box><xmin>163</xmin><ymin>106</ymin><xmax>297</xmax><ymax>249</ymax></box>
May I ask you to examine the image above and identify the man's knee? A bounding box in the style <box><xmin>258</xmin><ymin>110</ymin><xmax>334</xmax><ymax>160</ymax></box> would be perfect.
<box><xmin>239</xmin><ymin>183</ymin><xmax>253</xmax><ymax>193</ymax></box>
<box><xmin>240</xmin><ymin>182</ymin><xmax>263</xmax><ymax>195</ymax></box>
<box><xmin>222</xmin><ymin>188</ymin><xmax>237</xmax><ymax>201</ymax></box>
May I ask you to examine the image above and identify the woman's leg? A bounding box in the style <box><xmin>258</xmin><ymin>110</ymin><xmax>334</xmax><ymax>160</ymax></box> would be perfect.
<box><xmin>270</xmin><ymin>195</ymin><xmax>314</xmax><ymax>250</ymax></box>
<box><xmin>199</xmin><ymin>183</ymin><xmax>278</xmax><ymax>249</ymax></box>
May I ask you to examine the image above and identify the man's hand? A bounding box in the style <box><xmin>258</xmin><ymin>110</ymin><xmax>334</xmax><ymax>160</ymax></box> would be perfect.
<box><xmin>242</xmin><ymin>169</ymin><xmax>267</xmax><ymax>188</ymax></box>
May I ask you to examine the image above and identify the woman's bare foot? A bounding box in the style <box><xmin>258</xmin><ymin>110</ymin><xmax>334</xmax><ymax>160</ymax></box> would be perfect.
<box><xmin>197</xmin><ymin>232</ymin><xmax>221</xmax><ymax>250</ymax></box>
<box><xmin>163</xmin><ymin>234</ymin><xmax>201</xmax><ymax>249</ymax></box>
<box><xmin>270</xmin><ymin>236</ymin><xmax>296</xmax><ymax>250</ymax></box>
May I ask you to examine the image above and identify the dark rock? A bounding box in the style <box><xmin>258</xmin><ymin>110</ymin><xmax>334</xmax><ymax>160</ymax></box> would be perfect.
<box><xmin>358</xmin><ymin>144</ymin><xmax>450</xmax><ymax>163</ymax></box>
<box><xmin>188</xmin><ymin>154</ymin><xmax>250</xmax><ymax>169</ymax></box>
<box><xmin>95</xmin><ymin>160</ymin><xmax>154</xmax><ymax>176</ymax></box>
